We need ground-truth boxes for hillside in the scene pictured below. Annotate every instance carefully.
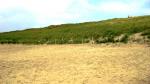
[0,15,150,44]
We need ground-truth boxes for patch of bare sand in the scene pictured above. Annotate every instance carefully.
[0,44,150,84]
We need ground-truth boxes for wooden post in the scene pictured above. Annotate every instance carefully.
[92,37,94,44]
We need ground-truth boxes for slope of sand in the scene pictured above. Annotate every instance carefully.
[0,44,150,84]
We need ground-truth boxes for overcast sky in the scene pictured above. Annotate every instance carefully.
[0,0,150,32]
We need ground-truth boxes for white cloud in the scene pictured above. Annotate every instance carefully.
[0,0,149,32]
[0,0,78,29]
[99,2,137,13]
[93,0,149,15]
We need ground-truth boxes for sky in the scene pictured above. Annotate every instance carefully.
[0,0,150,32]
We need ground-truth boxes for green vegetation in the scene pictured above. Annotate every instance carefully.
[0,15,150,44]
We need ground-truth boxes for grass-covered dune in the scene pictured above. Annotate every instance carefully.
[0,15,150,44]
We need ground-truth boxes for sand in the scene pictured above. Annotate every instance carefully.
[0,44,150,84]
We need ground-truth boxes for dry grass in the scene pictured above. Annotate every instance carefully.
[0,44,150,84]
